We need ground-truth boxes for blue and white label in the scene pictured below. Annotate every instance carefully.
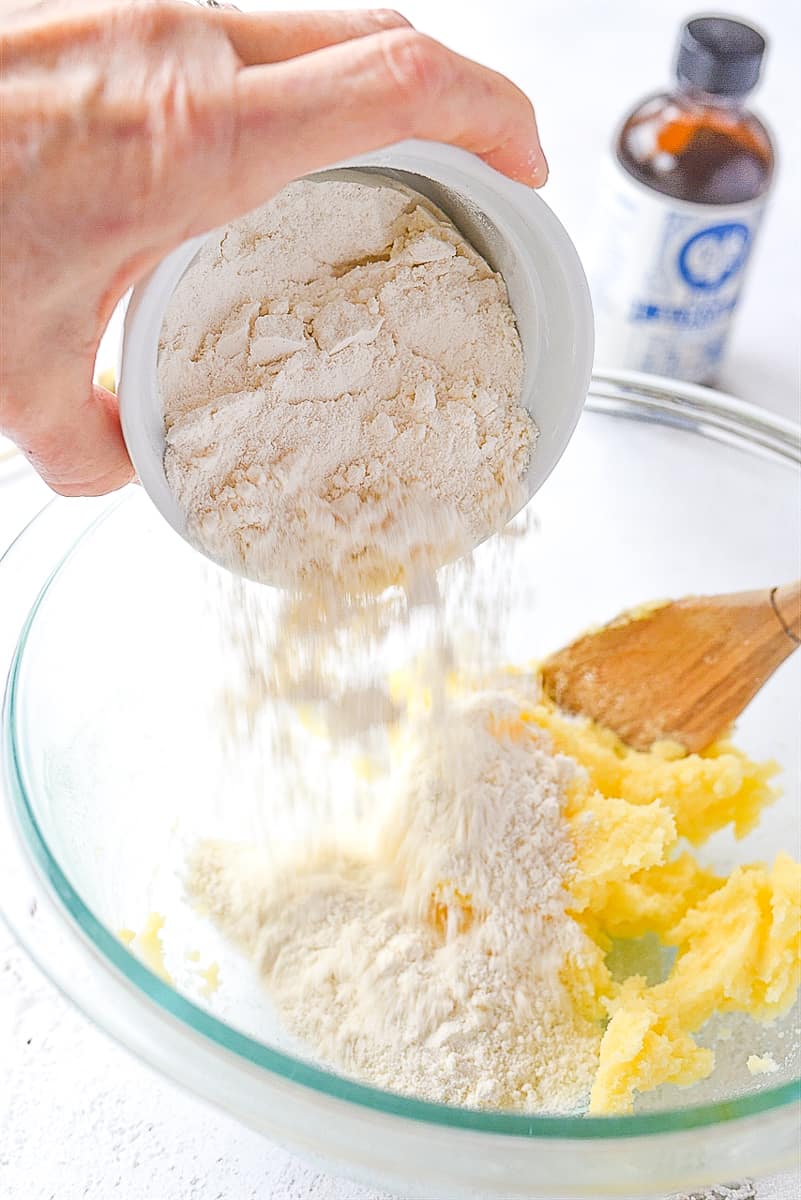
[590,157,766,382]
[677,222,751,290]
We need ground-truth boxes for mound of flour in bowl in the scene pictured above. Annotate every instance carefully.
[188,690,602,1112]
[159,174,533,589]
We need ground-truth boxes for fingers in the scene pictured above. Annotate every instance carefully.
[213,7,411,66]
[232,28,546,212]
[12,384,134,497]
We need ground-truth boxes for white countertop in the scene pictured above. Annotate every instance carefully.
[1,2,799,1197]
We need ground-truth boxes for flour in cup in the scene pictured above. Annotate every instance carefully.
[159,175,533,589]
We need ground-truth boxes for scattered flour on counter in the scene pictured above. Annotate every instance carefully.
[159,174,533,589]
[188,691,602,1111]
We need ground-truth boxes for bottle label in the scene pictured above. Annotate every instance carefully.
[590,156,767,382]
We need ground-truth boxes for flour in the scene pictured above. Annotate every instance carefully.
[159,174,533,589]
[167,173,587,1111]
[188,690,602,1111]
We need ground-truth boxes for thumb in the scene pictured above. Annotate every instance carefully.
[13,380,134,497]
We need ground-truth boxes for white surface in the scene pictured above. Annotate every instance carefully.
[2,1,800,1197]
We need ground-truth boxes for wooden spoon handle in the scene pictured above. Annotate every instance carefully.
[772,581,801,643]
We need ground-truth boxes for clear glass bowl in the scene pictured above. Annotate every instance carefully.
[1,372,799,1199]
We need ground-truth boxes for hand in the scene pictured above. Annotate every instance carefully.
[0,1,546,496]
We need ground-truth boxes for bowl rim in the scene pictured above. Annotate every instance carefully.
[2,372,800,1143]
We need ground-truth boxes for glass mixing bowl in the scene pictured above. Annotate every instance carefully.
[1,372,799,1199]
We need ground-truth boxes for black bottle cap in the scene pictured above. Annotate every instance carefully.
[676,15,766,95]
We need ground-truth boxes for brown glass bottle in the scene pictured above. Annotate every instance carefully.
[618,88,774,206]
[592,16,774,384]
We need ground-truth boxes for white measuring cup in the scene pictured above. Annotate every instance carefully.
[118,140,594,577]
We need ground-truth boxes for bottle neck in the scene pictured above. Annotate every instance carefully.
[674,78,750,110]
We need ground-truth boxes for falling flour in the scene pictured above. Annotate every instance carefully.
[159,173,533,589]
[188,690,603,1111]
[167,172,595,1111]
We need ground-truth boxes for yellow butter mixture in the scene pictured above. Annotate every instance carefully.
[531,693,799,1113]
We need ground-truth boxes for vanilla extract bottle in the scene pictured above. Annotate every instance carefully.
[591,16,774,383]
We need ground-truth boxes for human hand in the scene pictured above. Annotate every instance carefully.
[0,1,546,496]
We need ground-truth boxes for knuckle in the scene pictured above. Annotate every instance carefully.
[141,1,185,36]
[116,1,211,53]
[379,29,447,103]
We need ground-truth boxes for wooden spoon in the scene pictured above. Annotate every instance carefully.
[541,581,801,753]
